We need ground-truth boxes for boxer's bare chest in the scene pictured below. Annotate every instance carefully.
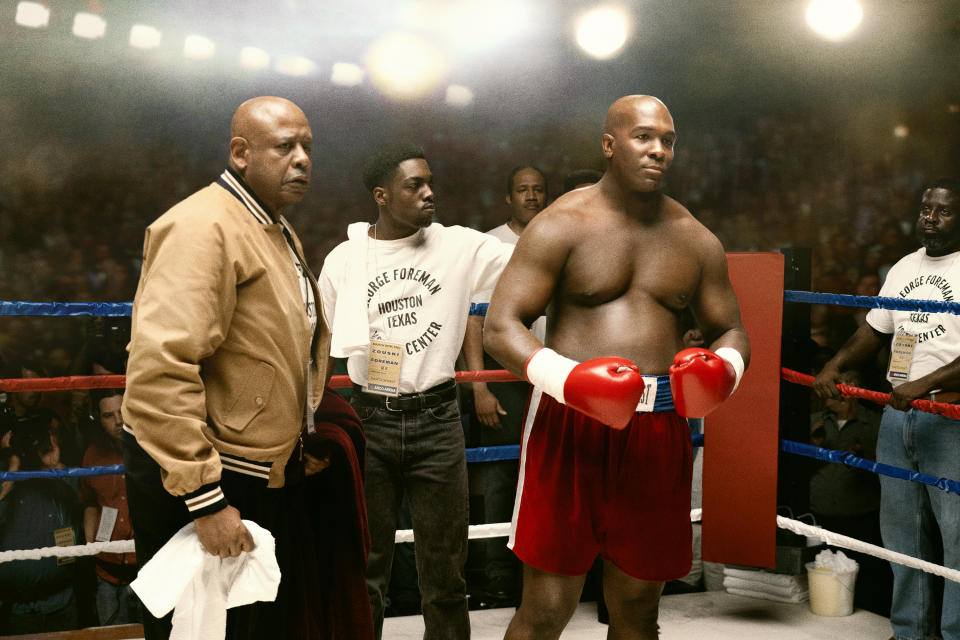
[560,221,701,312]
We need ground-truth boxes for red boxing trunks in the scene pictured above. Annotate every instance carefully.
[508,379,693,582]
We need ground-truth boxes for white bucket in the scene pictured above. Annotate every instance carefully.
[805,561,858,617]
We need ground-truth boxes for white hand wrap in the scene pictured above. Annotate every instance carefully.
[524,347,578,404]
[715,347,745,391]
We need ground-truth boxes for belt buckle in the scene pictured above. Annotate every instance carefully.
[384,395,406,412]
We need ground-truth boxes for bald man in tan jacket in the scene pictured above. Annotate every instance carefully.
[123,97,331,639]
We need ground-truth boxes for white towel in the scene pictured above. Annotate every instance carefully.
[130,520,281,640]
[726,586,809,604]
[722,567,808,604]
[723,567,807,590]
[723,576,807,600]
[329,222,372,358]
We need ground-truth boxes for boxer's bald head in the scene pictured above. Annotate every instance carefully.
[228,96,313,215]
[603,95,672,137]
[601,95,675,193]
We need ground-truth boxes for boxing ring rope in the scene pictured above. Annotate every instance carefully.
[4,293,960,586]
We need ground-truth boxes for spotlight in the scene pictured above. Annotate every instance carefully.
[330,62,364,87]
[73,12,106,39]
[806,0,863,41]
[129,24,162,50]
[445,85,474,108]
[275,56,314,77]
[240,47,270,70]
[15,1,49,28]
[184,35,215,60]
[575,6,629,60]
[366,32,447,100]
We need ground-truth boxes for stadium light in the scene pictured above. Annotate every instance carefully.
[184,34,215,60]
[15,1,49,28]
[806,0,863,41]
[445,85,474,108]
[73,11,106,39]
[275,56,314,77]
[240,47,270,70]
[366,32,448,100]
[575,6,630,60]
[330,62,364,87]
[400,0,533,55]
[129,24,162,49]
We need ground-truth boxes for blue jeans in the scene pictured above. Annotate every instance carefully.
[878,406,960,640]
[96,576,141,626]
[352,395,470,640]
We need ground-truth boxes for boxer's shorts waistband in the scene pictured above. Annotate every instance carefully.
[534,374,673,413]
[636,374,674,413]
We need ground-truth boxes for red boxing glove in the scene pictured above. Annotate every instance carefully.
[525,348,645,429]
[669,347,737,418]
[564,358,645,429]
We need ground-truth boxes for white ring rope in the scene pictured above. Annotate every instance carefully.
[775,514,960,583]
[4,511,958,586]
[0,539,135,562]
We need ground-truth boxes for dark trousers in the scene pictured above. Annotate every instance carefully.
[473,380,526,587]
[351,396,470,640]
[123,431,291,640]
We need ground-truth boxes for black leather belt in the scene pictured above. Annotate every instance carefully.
[352,380,457,412]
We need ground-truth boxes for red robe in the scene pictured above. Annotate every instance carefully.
[284,386,373,640]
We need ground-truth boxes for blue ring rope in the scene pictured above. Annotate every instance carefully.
[0,301,132,317]
[3,438,957,496]
[781,440,960,496]
[1,292,955,317]
[0,464,123,481]
[783,291,960,314]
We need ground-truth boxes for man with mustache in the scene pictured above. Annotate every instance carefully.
[318,142,512,639]
[814,179,960,640]
[484,95,749,639]
[123,96,329,639]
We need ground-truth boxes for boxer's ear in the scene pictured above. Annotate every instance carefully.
[601,133,615,159]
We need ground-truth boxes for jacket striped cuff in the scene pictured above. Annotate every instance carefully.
[184,483,228,518]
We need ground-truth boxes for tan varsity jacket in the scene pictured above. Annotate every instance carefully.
[122,172,330,516]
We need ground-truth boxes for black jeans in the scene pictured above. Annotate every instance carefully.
[352,396,470,640]
[123,431,291,640]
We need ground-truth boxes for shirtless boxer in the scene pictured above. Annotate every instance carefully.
[484,95,750,640]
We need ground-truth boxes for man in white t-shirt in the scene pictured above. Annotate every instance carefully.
[318,142,511,640]
[814,179,960,640]
[486,166,548,244]
[465,166,548,429]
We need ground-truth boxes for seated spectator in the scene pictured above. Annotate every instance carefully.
[0,412,83,634]
[78,390,139,626]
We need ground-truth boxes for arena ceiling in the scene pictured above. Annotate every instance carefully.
[4,1,959,110]
[2,0,959,156]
